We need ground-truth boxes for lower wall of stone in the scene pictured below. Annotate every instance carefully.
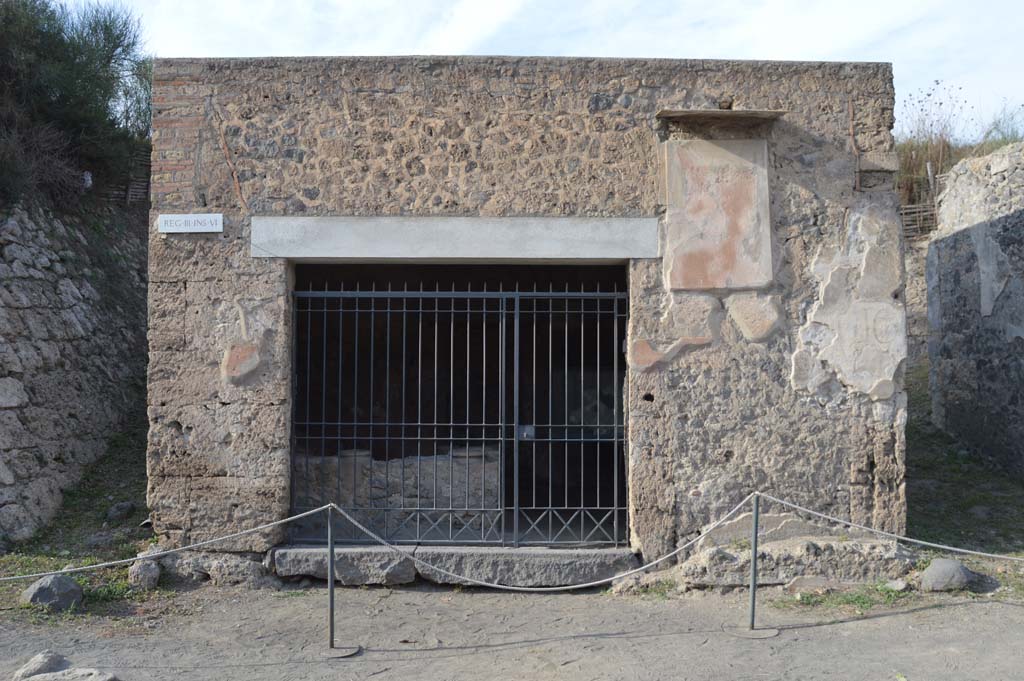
[625,197,908,561]
[928,210,1024,476]
[0,203,147,541]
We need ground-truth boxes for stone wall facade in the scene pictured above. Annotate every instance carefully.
[0,204,147,540]
[147,56,906,560]
[929,143,1024,475]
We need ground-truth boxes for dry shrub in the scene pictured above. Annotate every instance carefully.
[896,81,1024,204]
[0,105,80,205]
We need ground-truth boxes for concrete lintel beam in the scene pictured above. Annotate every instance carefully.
[250,216,660,262]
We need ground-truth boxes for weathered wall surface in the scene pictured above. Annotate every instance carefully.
[147,56,905,558]
[903,238,930,368]
[0,204,147,541]
[929,143,1024,475]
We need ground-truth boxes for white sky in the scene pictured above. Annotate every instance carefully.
[102,0,1023,135]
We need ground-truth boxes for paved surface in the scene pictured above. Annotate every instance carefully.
[2,585,1022,680]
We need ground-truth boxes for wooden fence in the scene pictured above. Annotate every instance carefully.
[95,148,150,206]
[900,203,938,239]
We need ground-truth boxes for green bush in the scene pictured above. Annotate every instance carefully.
[0,0,151,205]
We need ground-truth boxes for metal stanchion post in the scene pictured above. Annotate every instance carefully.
[324,505,362,658]
[749,493,759,630]
[328,508,335,649]
[723,492,778,639]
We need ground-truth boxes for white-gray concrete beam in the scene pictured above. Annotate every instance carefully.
[250,216,659,262]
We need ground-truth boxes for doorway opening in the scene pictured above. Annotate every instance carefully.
[290,264,628,546]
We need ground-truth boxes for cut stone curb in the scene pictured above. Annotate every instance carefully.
[413,547,640,587]
[272,546,416,585]
[271,546,640,587]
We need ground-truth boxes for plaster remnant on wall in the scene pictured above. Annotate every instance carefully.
[792,196,906,401]
[221,343,261,384]
[968,227,1012,317]
[662,139,772,290]
[724,292,781,342]
[628,293,721,371]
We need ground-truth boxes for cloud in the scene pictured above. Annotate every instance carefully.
[413,0,528,54]
[91,0,1022,129]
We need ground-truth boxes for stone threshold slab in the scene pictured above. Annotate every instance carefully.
[270,545,640,587]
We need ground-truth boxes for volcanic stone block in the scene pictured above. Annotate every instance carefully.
[272,546,416,585]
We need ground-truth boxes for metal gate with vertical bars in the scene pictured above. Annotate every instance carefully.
[289,266,627,547]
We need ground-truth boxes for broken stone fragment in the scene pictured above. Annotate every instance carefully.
[12,649,120,681]
[919,558,974,592]
[19,574,83,613]
[724,292,782,342]
[13,650,69,680]
[628,339,670,371]
[128,559,161,590]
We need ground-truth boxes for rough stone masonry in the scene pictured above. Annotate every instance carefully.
[929,142,1024,476]
[0,204,147,541]
[146,57,907,569]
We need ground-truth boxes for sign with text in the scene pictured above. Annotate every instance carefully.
[157,213,223,233]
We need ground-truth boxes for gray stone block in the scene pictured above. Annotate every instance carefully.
[19,575,83,612]
[128,560,160,590]
[413,547,640,587]
[272,546,416,585]
[919,558,974,592]
[13,650,69,680]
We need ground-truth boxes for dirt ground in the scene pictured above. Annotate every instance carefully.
[2,582,1023,681]
[3,364,1023,680]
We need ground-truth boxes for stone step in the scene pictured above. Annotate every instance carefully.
[271,545,640,587]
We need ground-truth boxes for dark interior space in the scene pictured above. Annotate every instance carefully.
[291,264,628,546]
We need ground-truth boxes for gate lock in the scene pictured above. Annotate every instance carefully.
[518,425,536,440]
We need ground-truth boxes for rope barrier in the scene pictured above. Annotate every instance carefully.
[325,494,755,593]
[0,504,333,583]
[757,492,1024,564]
[3,491,1023,588]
